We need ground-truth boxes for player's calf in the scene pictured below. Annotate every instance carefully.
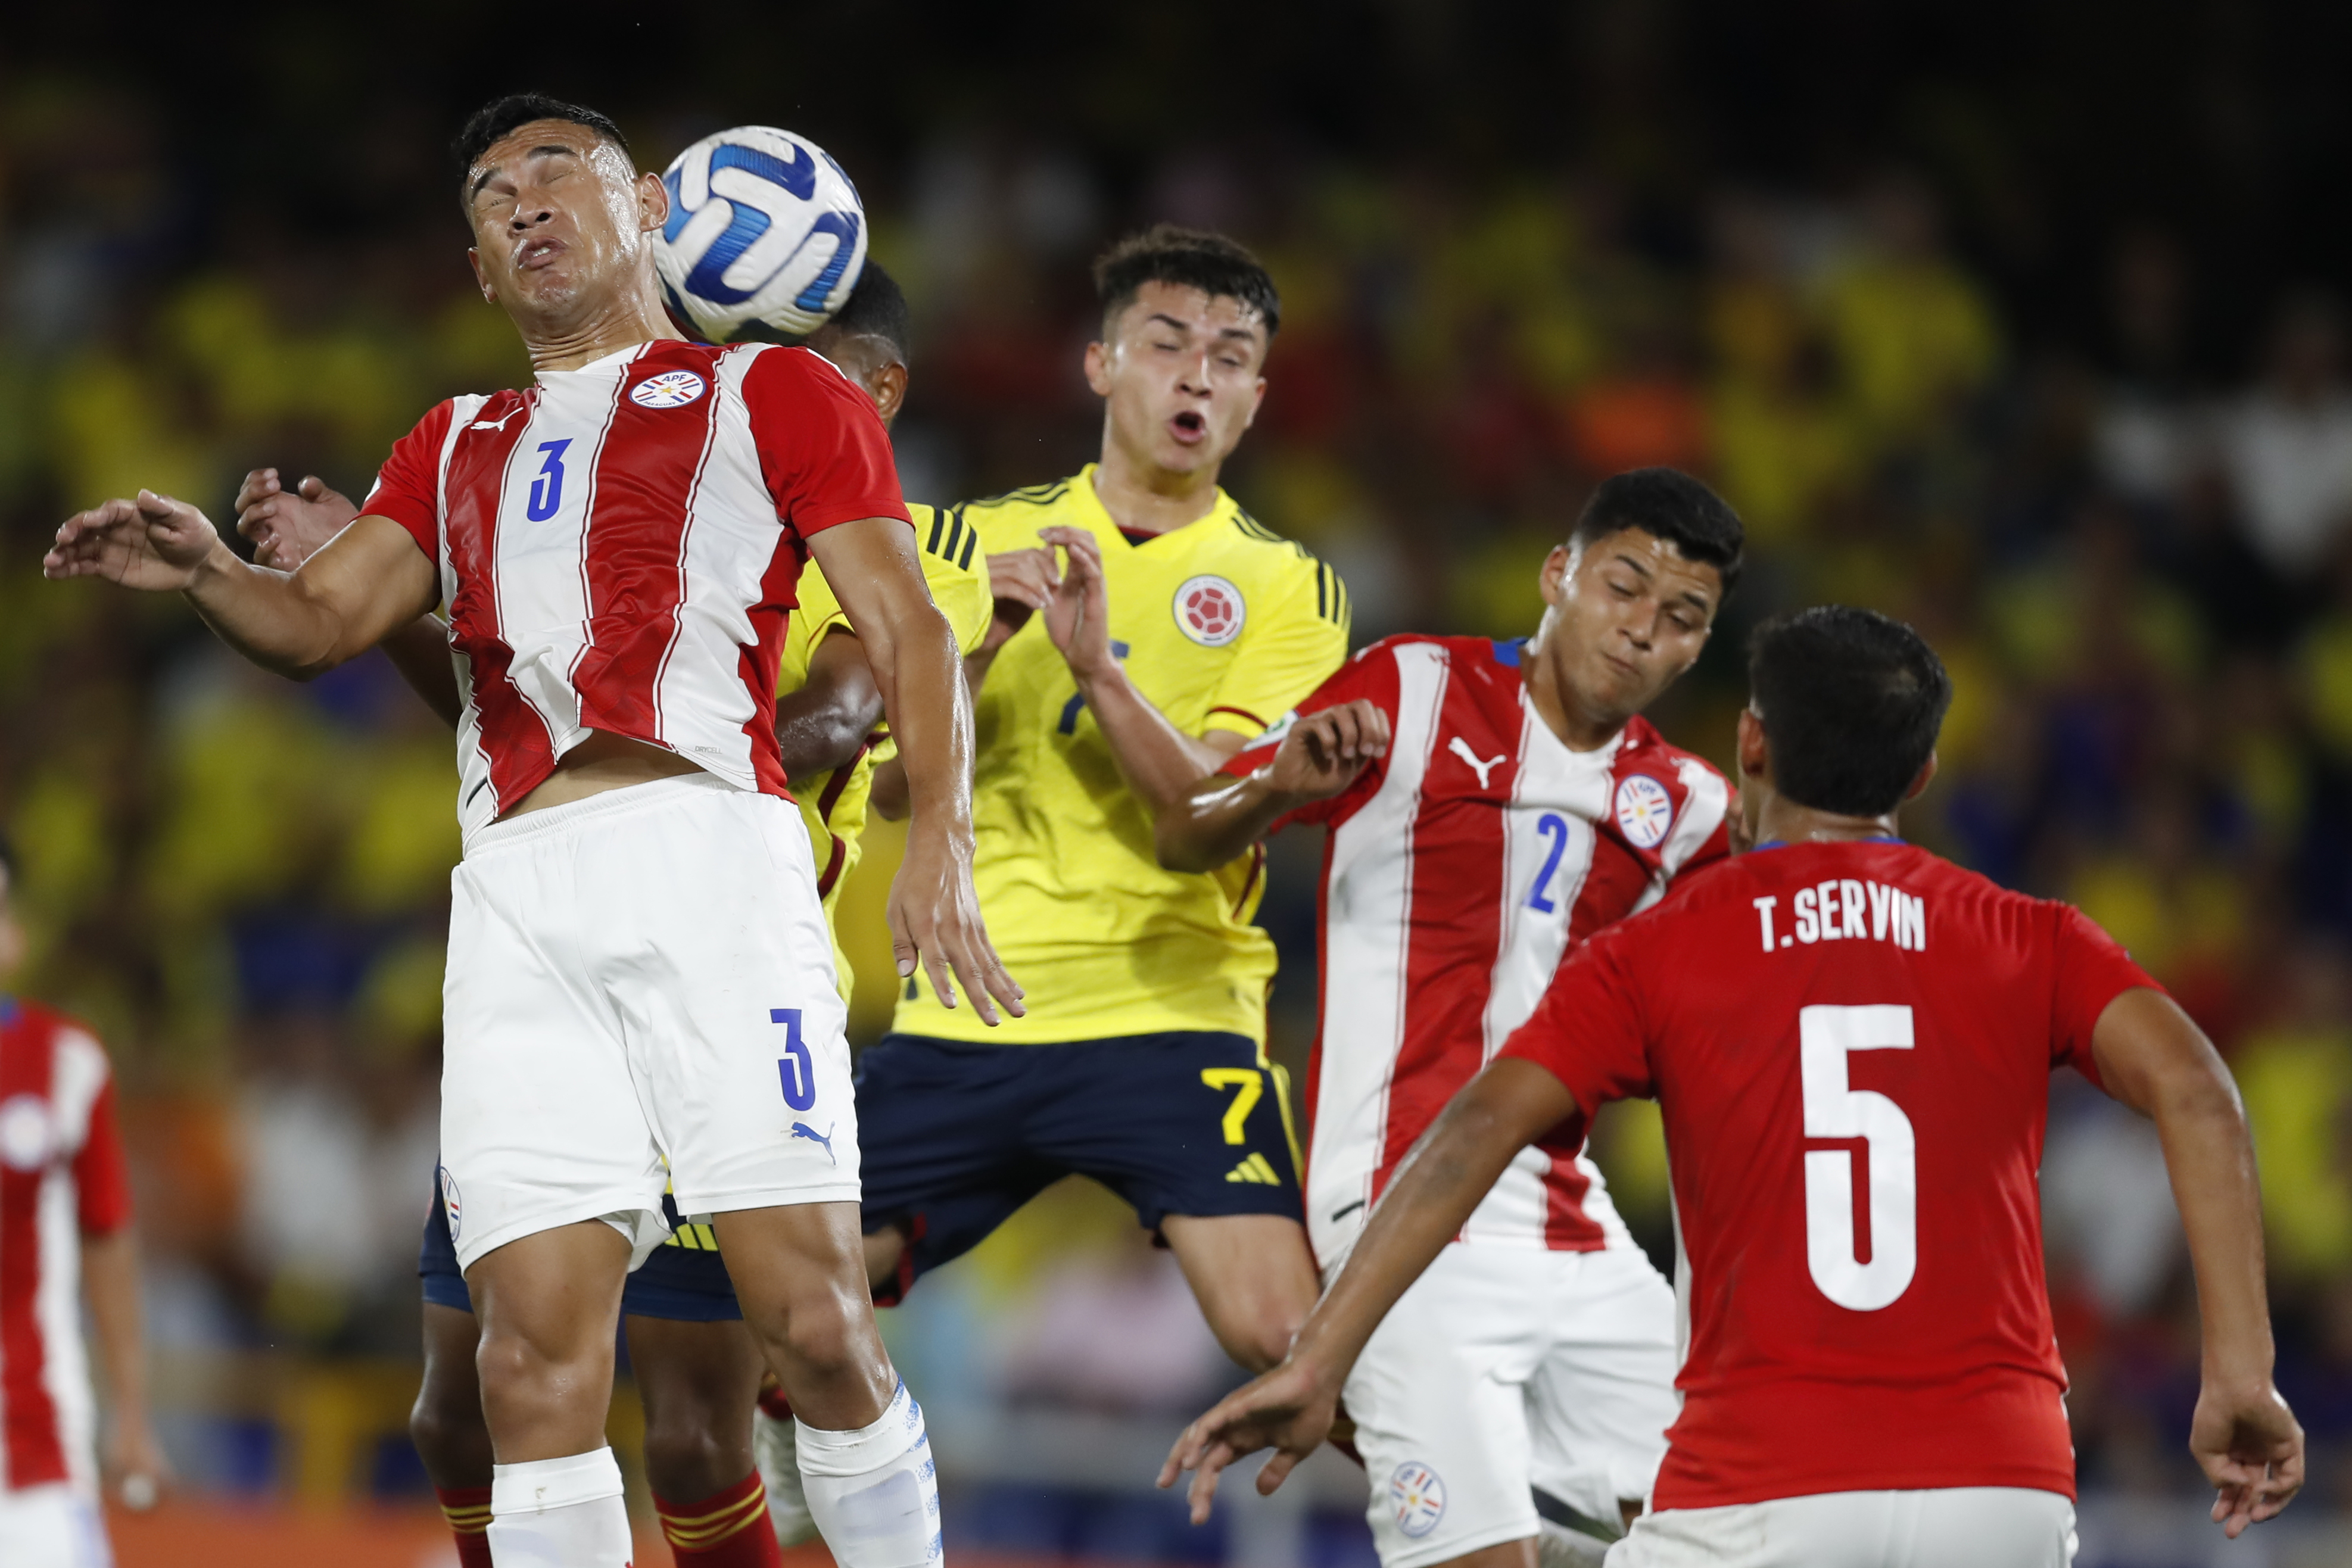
[468,1222,636,1568]
[411,1302,496,1568]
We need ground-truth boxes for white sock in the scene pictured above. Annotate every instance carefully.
[796,1382,941,1567]
[487,1447,633,1567]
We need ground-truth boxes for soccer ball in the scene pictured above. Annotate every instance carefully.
[655,126,867,343]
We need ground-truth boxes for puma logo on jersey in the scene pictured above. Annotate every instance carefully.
[1449,735,1507,788]
[469,406,527,432]
[1225,1151,1283,1185]
[791,1121,837,1165]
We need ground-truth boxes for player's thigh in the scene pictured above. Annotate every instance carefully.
[442,827,668,1271]
[1038,1033,1304,1236]
[595,783,856,1219]
[1605,1489,2076,1568]
[853,1034,1063,1289]
[1345,1248,1549,1568]
[1159,1211,1319,1369]
[1525,1247,1681,1528]
[0,1484,109,1568]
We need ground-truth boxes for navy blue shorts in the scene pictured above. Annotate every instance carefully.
[418,1179,742,1322]
[855,1031,1303,1304]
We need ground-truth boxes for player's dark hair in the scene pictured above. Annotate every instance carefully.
[1748,606,1951,818]
[1093,224,1281,339]
[453,93,632,189]
[815,260,912,364]
[1571,467,1746,600]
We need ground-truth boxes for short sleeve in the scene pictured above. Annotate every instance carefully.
[1202,557,1350,737]
[1499,931,1655,1113]
[73,1078,135,1236]
[923,542,995,658]
[359,400,456,563]
[1219,641,1400,830]
[743,347,909,540]
[2049,903,2163,1089]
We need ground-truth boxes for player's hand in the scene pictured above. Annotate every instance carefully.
[2191,1379,2304,1537]
[235,468,359,571]
[102,1413,173,1510]
[44,491,226,591]
[983,545,1062,651]
[1157,1357,1339,1526]
[889,822,1026,1025]
[1036,526,1116,683]
[1264,701,1390,802]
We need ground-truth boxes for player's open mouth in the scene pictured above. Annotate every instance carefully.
[516,238,565,269]
[1170,410,1207,444]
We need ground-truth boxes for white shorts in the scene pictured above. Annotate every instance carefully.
[0,1484,111,1568]
[1342,1241,1679,1568]
[1605,1488,2077,1567]
[440,772,856,1271]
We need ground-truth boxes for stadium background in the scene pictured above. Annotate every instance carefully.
[5,2,2352,1563]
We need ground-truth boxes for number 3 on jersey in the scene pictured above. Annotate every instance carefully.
[1800,1004,1915,1311]
[772,1008,816,1111]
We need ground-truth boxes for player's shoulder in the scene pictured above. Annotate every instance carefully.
[1616,713,1730,788]
[0,997,108,1062]
[908,500,985,577]
[725,341,867,405]
[960,473,1082,521]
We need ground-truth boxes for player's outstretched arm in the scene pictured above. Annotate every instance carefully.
[1158,1057,1575,1521]
[47,490,437,679]
[2091,987,2305,1536]
[810,516,1023,1024]
[235,469,462,727]
[83,1227,170,1506]
[1033,525,1254,815]
[1155,700,1391,872]
[775,629,886,785]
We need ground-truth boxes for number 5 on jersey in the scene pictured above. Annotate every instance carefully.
[1800,1004,1915,1311]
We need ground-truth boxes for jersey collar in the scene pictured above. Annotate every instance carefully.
[1077,463,1237,548]
[1752,836,1905,852]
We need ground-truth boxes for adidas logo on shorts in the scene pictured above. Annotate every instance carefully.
[1225,1152,1282,1186]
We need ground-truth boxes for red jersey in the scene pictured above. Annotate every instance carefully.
[0,998,133,1493]
[1501,838,2155,1508]
[1223,635,1730,1267]
[362,340,908,837]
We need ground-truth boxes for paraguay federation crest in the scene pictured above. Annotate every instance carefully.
[439,1167,463,1244]
[629,369,708,409]
[1173,575,1246,646]
[1388,1461,1446,1538]
[1614,773,1676,850]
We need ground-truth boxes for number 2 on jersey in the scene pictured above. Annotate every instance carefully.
[1800,1004,1916,1311]
[1525,812,1570,912]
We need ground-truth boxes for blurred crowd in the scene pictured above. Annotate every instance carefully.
[3,76,2351,1535]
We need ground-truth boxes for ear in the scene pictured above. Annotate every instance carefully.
[869,359,909,425]
[638,170,671,235]
[1736,707,1771,785]
[1082,337,1113,397]
[1537,544,1575,609]
[468,248,495,304]
[1903,751,1939,802]
[1239,374,1267,431]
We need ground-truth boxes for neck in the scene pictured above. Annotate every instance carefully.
[1091,431,1223,537]
[1753,796,1902,846]
[521,285,681,375]
[1522,637,1627,755]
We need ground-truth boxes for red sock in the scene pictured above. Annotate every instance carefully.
[434,1485,495,1568]
[656,1470,783,1566]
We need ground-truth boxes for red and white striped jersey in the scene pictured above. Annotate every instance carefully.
[1223,635,1731,1266]
[0,997,133,1495]
[362,339,908,838]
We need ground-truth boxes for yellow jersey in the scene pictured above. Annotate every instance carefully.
[783,501,994,999]
[891,465,1350,1046]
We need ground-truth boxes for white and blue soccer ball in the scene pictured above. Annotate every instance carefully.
[655,126,867,343]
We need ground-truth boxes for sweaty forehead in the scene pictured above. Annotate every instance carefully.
[1585,527,1722,598]
[1117,280,1267,339]
[470,119,625,191]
